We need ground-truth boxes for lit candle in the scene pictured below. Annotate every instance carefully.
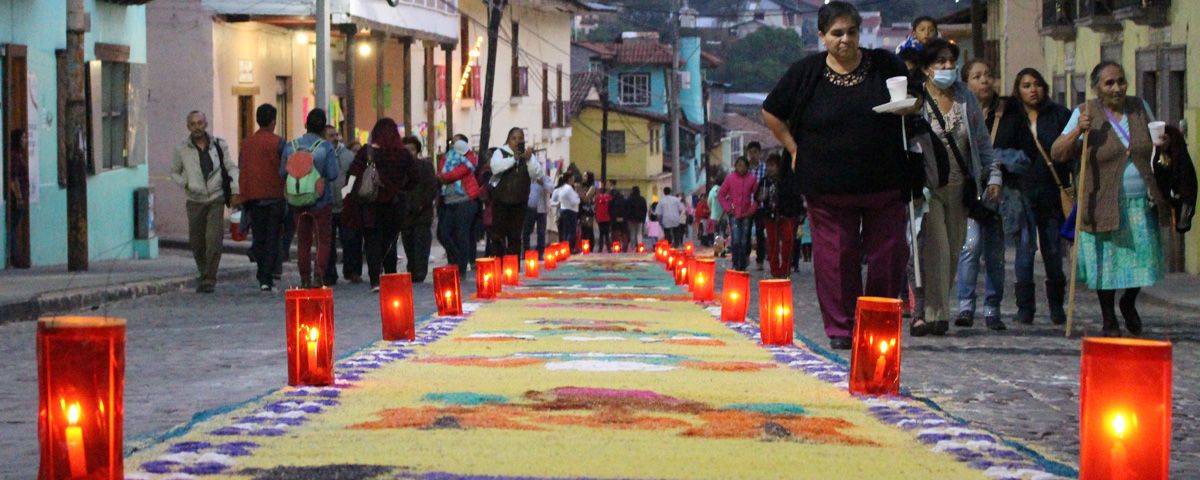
[505,268,514,282]
[65,402,86,477]
[873,340,889,385]
[483,274,491,291]
[1111,412,1130,480]
[306,327,320,373]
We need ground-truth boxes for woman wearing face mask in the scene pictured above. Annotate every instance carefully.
[438,134,480,276]
[1051,62,1170,337]
[761,1,919,350]
[913,38,1001,337]
[953,59,1011,331]
[989,68,1074,327]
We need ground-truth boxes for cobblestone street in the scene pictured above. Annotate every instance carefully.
[0,252,1196,478]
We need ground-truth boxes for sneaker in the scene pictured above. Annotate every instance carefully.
[954,311,974,328]
[260,284,274,292]
[985,316,1006,331]
[371,285,381,293]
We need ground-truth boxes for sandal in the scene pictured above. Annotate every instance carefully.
[910,317,930,337]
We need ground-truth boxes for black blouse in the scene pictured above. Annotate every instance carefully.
[762,48,911,195]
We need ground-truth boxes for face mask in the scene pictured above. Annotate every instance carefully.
[932,68,957,89]
[453,140,469,155]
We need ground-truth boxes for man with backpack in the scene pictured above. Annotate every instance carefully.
[488,127,542,255]
[280,109,338,289]
[170,111,239,293]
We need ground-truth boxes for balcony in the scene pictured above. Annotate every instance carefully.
[1075,0,1121,31]
[1041,0,1076,40]
[1113,0,1170,26]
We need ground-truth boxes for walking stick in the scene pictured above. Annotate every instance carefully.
[1065,104,1090,337]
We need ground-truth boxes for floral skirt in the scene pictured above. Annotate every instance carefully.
[1077,196,1163,290]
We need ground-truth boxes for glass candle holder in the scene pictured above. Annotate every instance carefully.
[849,297,903,396]
[433,265,462,316]
[37,317,125,479]
[1080,338,1172,480]
[721,270,750,322]
[285,288,336,386]
[758,279,793,345]
[379,273,415,341]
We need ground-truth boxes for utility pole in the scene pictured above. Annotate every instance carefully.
[339,24,357,141]
[66,0,88,271]
[970,0,984,61]
[315,0,332,111]
[478,0,507,157]
[600,66,609,186]
[669,0,682,194]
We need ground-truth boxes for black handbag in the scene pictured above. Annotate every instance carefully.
[923,92,997,221]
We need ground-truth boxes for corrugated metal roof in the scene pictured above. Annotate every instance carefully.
[203,0,314,16]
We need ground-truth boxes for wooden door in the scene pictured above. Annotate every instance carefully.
[238,95,255,143]
[4,44,30,268]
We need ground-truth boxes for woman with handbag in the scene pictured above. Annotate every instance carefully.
[992,68,1074,326]
[914,39,1001,337]
[761,1,921,350]
[342,118,415,290]
[1051,61,1170,337]
[953,59,1010,331]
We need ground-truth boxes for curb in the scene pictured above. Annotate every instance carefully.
[0,266,256,326]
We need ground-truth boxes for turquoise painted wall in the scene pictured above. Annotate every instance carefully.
[607,65,669,115]
[0,0,154,267]
[679,37,703,124]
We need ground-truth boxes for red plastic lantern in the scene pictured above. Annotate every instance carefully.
[721,270,750,322]
[475,257,500,299]
[37,317,125,479]
[502,255,520,286]
[686,257,698,290]
[692,258,715,302]
[545,251,558,270]
[638,243,646,254]
[685,241,694,255]
[379,273,415,341]
[1080,338,1172,480]
[285,288,335,386]
[758,279,793,345]
[581,240,591,254]
[612,242,622,253]
[433,265,463,316]
[666,250,677,272]
[849,297,903,396]
[524,250,539,278]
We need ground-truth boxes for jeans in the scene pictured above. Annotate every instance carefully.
[956,217,1005,318]
[559,210,579,251]
[1014,207,1066,312]
[597,221,611,251]
[339,221,364,280]
[754,212,767,265]
[492,202,527,256]
[439,200,478,274]
[294,204,333,285]
[246,199,285,287]
[764,217,796,277]
[522,208,547,258]
[186,198,226,289]
[627,221,643,250]
[731,217,753,271]
[400,223,433,282]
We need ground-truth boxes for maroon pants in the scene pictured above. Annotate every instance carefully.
[294,204,333,285]
[764,217,796,278]
[807,190,908,339]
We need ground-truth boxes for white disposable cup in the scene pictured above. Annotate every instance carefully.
[1148,121,1167,146]
[886,76,908,102]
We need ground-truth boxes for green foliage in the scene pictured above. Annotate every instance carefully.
[714,27,805,92]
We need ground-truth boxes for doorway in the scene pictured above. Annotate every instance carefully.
[4,44,30,269]
[237,95,255,142]
[276,76,291,139]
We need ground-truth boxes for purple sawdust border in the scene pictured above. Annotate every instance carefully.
[125,306,476,479]
[705,306,1078,480]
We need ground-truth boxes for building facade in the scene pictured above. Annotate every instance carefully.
[2,0,156,268]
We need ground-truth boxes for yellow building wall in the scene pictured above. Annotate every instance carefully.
[569,106,668,199]
[1042,1,1200,273]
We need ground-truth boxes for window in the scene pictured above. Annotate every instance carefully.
[1071,73,1087,106]
[648,126,659,154]
[1052,73,1067,105]
[88,61,131,170]
[606,130,626,154]
[618,73,649,106]
[512,66,529,97]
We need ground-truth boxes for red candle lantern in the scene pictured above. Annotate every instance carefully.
[379,273,415,341]
[685,241,694,256]
[637,243,646,254]
[686,257,698,290]
[502,255,520,286]
[545,251,558,270]
[758,279,793,345]
[560,242,570,260]
[581,239,591,254]
[612,242,622,253]
[37,317,125,479]
[849,297,903,396]
[433,265,463,316]
[524,250,539,278]
[692,258,716,302]
[285,288,335,386]
[1080,338,1172,480]
[666,250,677,272]
[721,270,750,322]
[475,257,500,299]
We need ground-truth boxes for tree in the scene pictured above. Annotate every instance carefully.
[714,27,805,92]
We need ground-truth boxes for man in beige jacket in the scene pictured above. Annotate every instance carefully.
[170,111,239,293]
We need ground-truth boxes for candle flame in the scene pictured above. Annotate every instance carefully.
[878,340,889,354]
[67,403,81,425]
[393,300,401,308]
[1111,413,1128,438]
[505,268,513,276]
[776,306,789,317]
[730,292,739,300]
[697,275,705,285]
[307,327,319,342]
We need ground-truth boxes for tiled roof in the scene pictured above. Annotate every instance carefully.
[717,112,781,151]
[570,71,603,119]
[574,41,723,68]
